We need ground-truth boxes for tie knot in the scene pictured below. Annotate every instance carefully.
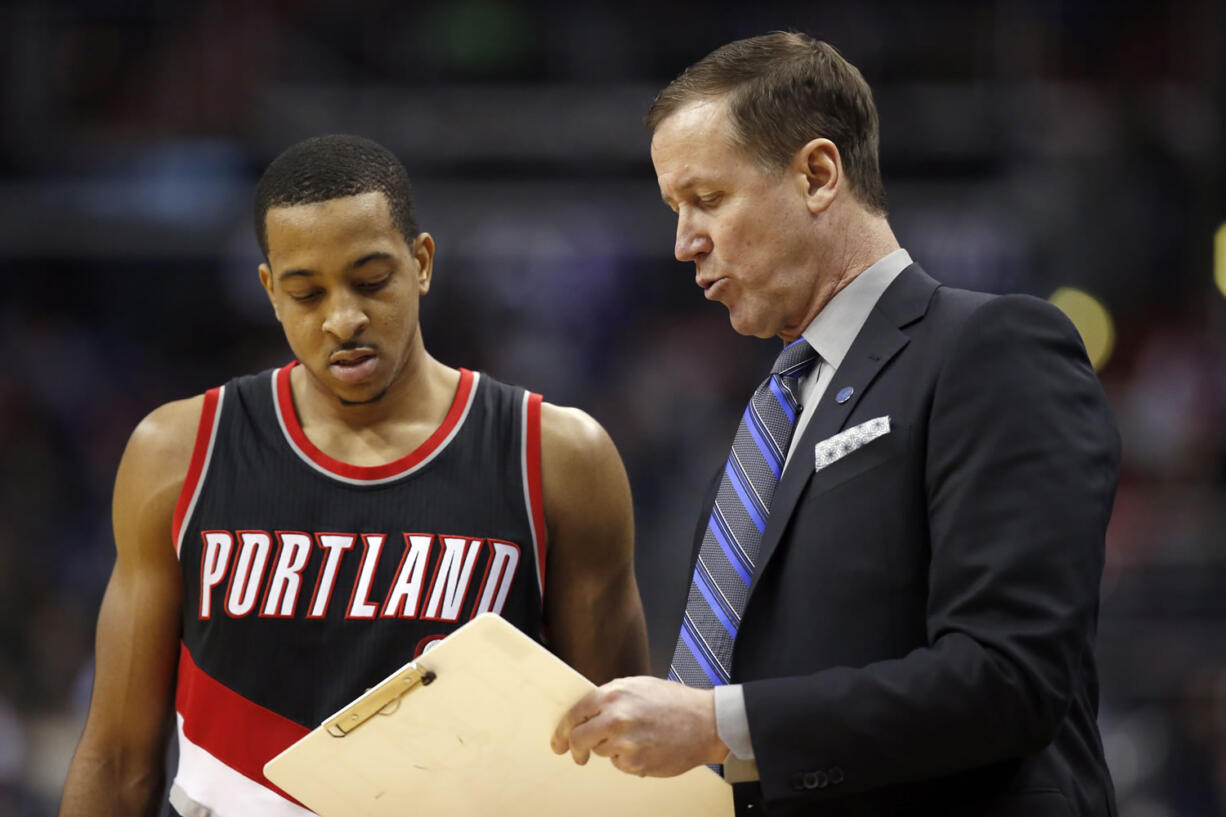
[771,339,818,378]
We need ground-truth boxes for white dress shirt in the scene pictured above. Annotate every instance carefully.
[713,248,913,765]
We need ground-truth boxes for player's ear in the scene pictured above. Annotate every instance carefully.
[413,232,436,295]
[259,263,282,322]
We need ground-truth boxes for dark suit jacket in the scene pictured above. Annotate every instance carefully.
[695,264,1121,816]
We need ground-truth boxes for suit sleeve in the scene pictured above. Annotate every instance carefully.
[742,295,1121,803]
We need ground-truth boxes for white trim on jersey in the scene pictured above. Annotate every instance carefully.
[177,386,226,556]
[170,714,315,817]
[270,370,481,487]
[520,391,544,599]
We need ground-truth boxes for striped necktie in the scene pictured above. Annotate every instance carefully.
[669,338,819,689]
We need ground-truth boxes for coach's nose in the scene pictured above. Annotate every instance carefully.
[674,211,712,263]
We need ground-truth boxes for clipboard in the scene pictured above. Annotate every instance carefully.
[264,613,733,816]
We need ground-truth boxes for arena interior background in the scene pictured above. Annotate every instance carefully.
[1,1,1224,815]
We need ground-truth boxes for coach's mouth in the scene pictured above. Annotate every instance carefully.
[699,277,728,300]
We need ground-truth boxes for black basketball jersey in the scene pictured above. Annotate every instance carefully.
[168,362,547,817]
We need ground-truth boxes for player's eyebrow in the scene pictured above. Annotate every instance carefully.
[351,251,394,269]
[277,252,394,281]
[278,268,317,281]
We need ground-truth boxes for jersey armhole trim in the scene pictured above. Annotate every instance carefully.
[521,391,547,602]
[173,386,225,558]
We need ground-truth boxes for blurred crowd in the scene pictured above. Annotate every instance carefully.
[1,1,1223,815]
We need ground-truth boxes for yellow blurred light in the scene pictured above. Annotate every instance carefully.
[1215,222,1226,299]
[1049,287,1115,371]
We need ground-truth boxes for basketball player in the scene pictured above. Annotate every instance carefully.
[59,134,650,817]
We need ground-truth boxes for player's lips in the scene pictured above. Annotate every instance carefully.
[328,349,379,383]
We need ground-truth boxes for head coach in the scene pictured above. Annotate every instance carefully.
[553,31,1121,817]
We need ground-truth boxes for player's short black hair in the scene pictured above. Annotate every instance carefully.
[253,134,420,257]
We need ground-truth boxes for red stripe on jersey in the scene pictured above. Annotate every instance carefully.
[175,643,308,805]
[173,387,222,555]
[275,362,475,481]
[525,392,547,596]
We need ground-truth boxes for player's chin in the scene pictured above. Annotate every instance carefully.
[335,383,391,406]
[327,372,390,405]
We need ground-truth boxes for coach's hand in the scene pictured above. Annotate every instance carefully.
[550,676,728,777]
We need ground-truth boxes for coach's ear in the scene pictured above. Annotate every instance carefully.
[796,137,842,216]
[259,263,282,322]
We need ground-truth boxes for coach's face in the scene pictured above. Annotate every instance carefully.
[652,98,832,342]
[259,191,433,406]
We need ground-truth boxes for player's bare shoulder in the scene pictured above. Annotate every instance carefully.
[538,403,621,473]
[112,394,210,556]
[122,395,206,491]
[537,402,633,547]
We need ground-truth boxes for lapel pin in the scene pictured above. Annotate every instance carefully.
[836,386,854,404]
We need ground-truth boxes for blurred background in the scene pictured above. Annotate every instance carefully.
[1,0,1224,814]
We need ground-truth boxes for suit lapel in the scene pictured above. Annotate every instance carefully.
[747,263,939,598]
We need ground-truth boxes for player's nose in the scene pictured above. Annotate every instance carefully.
[321,292,370,340]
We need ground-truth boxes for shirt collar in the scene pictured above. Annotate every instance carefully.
[801,248,912,370]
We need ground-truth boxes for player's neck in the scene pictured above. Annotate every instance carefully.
[289,341,462,466]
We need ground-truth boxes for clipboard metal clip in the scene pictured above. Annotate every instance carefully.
[325,664,436,738]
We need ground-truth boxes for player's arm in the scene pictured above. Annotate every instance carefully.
[544,407,725,777]
[59,396,202,817]
[538,403,650,685]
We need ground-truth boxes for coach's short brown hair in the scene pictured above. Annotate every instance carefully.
[647,32,888,215]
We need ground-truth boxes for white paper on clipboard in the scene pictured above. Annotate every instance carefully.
[264,613,733,816]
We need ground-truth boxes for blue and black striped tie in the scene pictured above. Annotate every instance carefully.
[669,338,818,689]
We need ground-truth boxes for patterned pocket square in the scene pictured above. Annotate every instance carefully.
[814,416,891,472]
